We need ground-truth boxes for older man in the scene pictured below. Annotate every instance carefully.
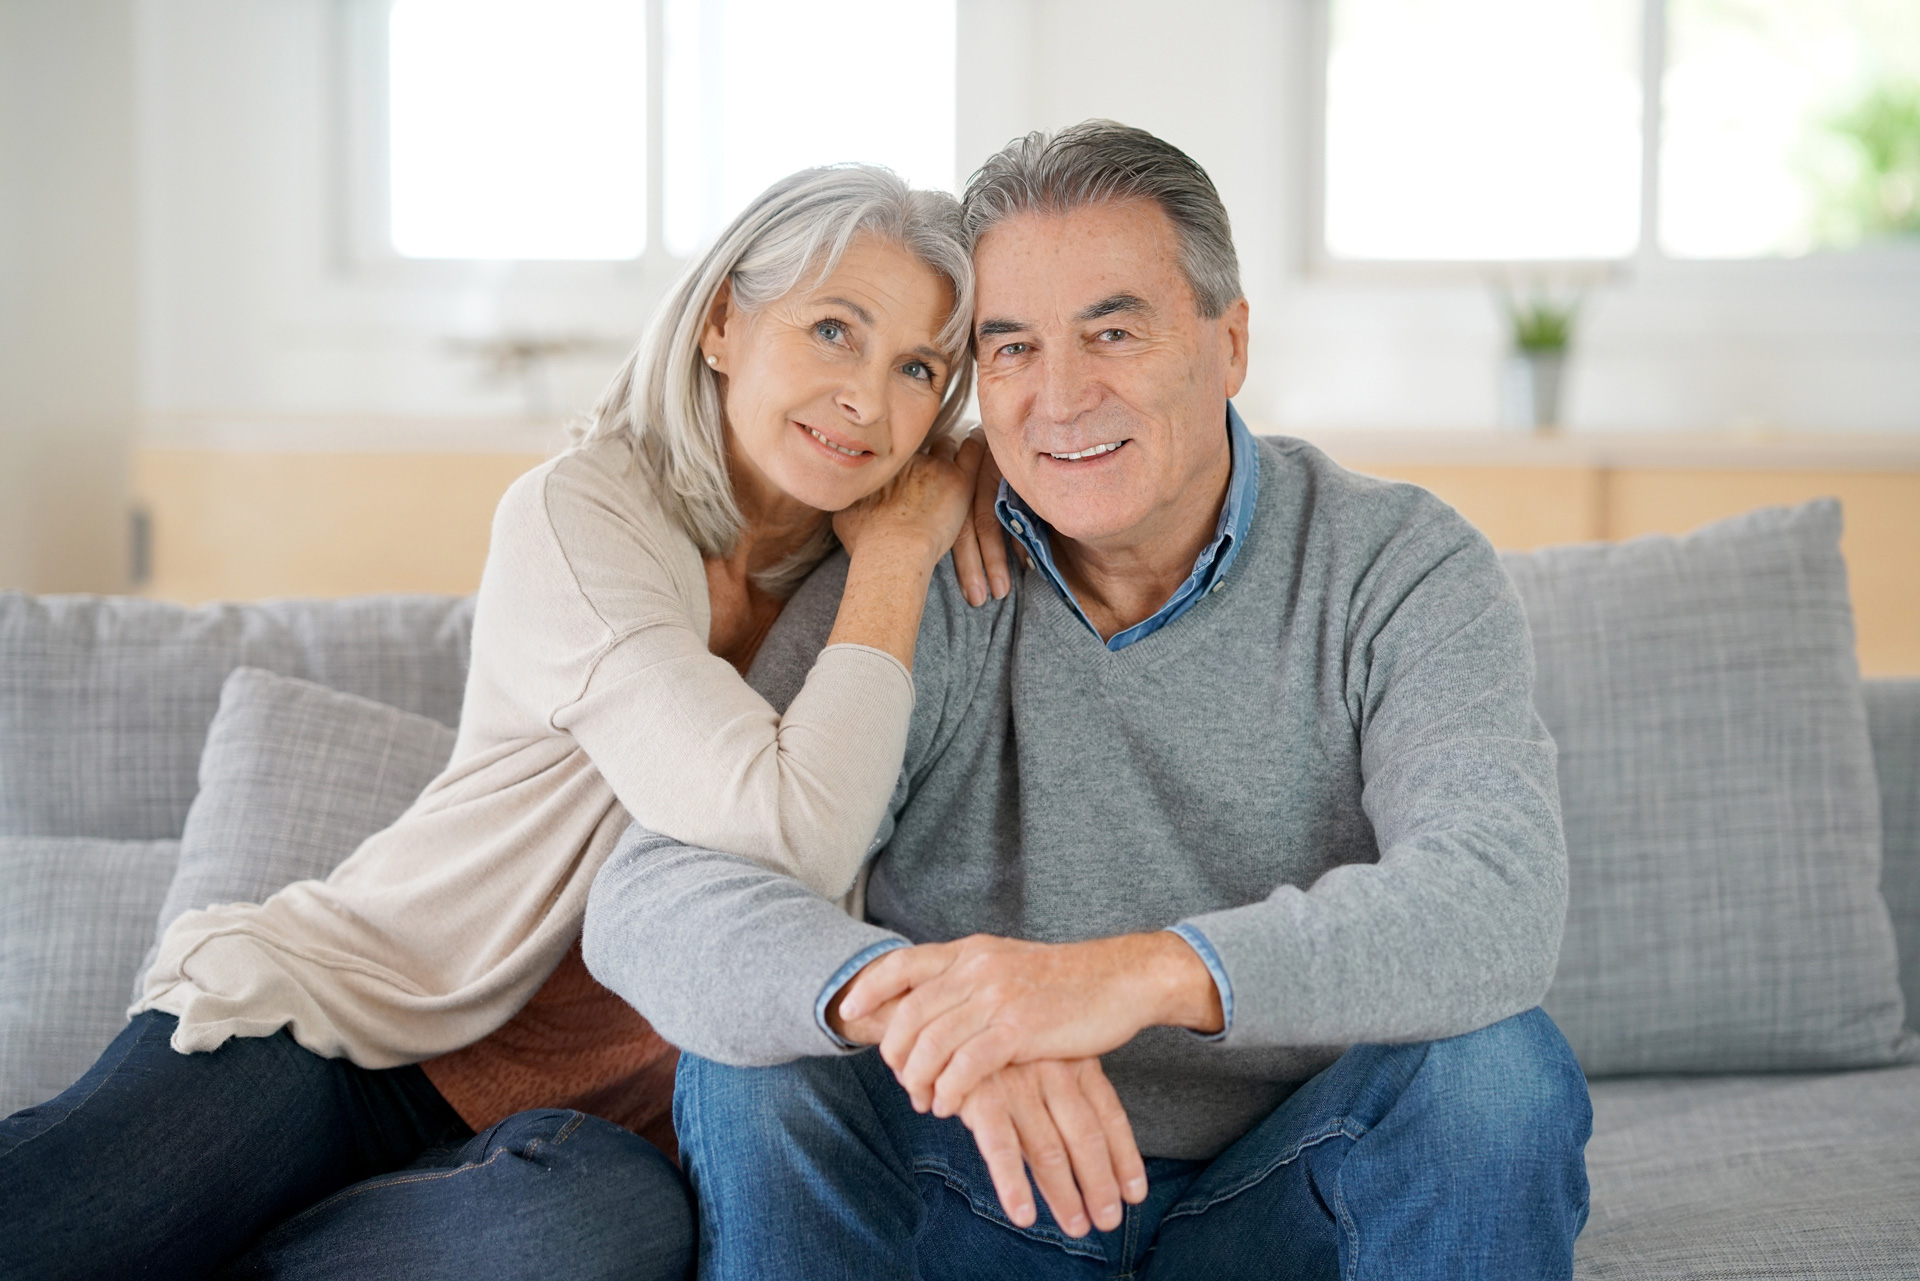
[586,122,1590,1279]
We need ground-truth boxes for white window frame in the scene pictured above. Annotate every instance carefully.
[1303,0,1746,280]
[328,0,683,288]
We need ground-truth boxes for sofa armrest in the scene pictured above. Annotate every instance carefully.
[1866,679,1920,1030]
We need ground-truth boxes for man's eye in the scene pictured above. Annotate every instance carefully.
[902,360,933,382]
[999,342,1029,357]
[1097,328,1129,342]
[815,320,847,344]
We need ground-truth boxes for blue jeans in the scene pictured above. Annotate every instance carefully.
[676,1007,1591,1280]
[0,1011,694,1281]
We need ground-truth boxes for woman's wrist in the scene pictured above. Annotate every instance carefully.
[844,527,949,578]
[828,546,938,668]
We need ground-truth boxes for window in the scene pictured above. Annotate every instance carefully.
[1317,0,1920,263]
[381,0,956,263]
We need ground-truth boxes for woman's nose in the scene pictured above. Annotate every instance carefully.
[835,359,889,425]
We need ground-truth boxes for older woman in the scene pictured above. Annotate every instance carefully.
[0,166,983,1281]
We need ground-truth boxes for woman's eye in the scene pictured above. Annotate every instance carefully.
[902,360,933,382]
[814,320,847,344]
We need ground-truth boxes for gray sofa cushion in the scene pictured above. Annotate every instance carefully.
[0,837,179,1117]
[1578,1065,1920,1279]
[1504,500,1913,1075]
[1865,680,1920,1027]
[0,592,472,842]
[138,668,457,993]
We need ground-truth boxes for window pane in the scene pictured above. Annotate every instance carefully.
[1661,0,1920,258]
[389,0,646,260]
[1324,0,1643,260]
[662,0,956,257]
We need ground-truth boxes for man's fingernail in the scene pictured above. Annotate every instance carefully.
[1127,1178,1147,1199]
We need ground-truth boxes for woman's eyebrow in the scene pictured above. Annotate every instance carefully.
[910,344,947,368]
[817,296,875,325]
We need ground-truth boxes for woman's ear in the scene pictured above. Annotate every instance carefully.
[700,280,736,372]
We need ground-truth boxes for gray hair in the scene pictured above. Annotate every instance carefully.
[576,165,975,584]
[961,120,1241,318]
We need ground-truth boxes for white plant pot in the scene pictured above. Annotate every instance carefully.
[1500,351,1566,432]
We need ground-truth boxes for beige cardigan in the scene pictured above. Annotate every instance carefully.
[137,434,914,1067]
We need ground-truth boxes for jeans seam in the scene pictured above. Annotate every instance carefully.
[266,1110,591,1233]
[0,1016,153,1160]
[1158,1117,1364,1225]
[272,1146,514,1230]
[911,1157,1106,1262]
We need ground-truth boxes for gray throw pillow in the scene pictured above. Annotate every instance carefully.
[1504,499,1915,1075]
[136,668,456,994]
[0,837,179,1116]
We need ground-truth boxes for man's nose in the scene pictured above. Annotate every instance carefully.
[1030,345,1102,427]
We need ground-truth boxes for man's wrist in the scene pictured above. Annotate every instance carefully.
[1107,931,1225,1036]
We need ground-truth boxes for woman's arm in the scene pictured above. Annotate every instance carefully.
[526,439,975,903]
[825,433,981,668]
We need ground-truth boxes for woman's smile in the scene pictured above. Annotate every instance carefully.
[795,420,877,465]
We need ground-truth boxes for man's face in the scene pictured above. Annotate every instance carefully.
[971,200,1248,548]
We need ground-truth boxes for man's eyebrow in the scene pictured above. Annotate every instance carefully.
[975,318,1028,338]
[818,296,875,326]
[1076,293,1152,322]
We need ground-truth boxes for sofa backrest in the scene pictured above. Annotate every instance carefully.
[2,590,1917,1025]
[1866,680,1920,1027]
[0,592,473,841]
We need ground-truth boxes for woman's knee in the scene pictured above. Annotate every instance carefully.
[483,1111,693,1280]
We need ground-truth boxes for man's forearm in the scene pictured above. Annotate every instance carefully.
[582,822,905,1066]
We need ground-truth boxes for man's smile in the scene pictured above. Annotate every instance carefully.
[1044,439,1131,462]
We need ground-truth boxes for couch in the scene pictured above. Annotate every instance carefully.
[2,497,1917,1278]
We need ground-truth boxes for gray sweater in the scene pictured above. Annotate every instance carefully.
[583,436,1568,1160]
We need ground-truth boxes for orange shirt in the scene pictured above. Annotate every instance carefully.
[421,940,679,1161]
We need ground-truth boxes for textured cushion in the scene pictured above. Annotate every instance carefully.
[0,837,179,1116]
[139,668,457,992]
[1865,680,1920,1027]
[0,592,472,841]
[1504,500,1913,1074]
[1578,1065,1920,1278]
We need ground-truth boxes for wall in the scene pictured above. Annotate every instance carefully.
[5,0,1916,598]
[131,0,1920,451]
[957,0,1920,435]
[0,0,139,593]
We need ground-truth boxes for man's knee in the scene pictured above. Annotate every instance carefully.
[674,1052,873,1161]
[1415,1008,1592,1164]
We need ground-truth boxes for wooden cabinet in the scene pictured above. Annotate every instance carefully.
[134,431,1920,677]
[1300,431,1920,678]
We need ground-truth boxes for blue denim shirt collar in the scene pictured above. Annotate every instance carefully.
[993,403,1259,652]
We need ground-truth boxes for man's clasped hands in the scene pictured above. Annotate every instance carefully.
[826,930,1225,1239]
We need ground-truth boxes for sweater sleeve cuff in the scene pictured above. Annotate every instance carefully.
[815,938,914,1049]
[1165,923,1234,1041]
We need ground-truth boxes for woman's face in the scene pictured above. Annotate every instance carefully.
[702,235,955,514]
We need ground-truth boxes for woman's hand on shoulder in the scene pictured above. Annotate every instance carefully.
[832,432,983,577]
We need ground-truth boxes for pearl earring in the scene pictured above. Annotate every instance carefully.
[705,354,718,368]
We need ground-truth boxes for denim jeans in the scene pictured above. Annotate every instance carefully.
[0,1010,693,1281]
[676,1007,1592,1280]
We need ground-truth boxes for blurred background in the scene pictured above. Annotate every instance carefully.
[2,0,1916,670]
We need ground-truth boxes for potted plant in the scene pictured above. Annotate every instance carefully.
[1498,291,1579,432]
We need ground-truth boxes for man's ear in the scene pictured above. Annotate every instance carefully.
[700,279,737,370]
[1221,297,1251,400]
